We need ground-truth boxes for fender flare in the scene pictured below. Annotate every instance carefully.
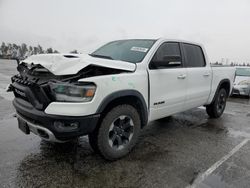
[96,90,148,127]
[211,79,231,104]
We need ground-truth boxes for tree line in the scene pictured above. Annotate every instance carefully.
[212,61,250,67]
[0,42,79,60]
[1,42,249,66]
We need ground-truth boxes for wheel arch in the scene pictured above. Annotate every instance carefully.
[96,90,148,128]
[211,79,231,104]
[218,79,231,96]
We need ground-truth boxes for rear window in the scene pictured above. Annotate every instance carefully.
[236,68,250,77]
[183,43,206,67]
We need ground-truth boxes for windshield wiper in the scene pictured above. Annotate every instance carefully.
[89,54,113,60]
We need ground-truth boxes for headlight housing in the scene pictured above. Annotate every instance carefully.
[49,82,96,102]
[238,80,250,86]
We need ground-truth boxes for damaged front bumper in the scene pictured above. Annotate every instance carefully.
[13,98,100,142]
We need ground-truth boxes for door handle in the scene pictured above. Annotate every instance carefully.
[203,73,210,77]
[177,74,186,79]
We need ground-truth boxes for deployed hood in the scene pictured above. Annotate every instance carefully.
[21,53,136,75]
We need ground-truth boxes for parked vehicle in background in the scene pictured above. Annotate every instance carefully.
[232,67,250,97]
[8,38,236,160]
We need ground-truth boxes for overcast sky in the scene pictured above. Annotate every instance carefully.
[0,0,250,63]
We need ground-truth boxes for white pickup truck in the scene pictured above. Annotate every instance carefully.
[9,38,235,160]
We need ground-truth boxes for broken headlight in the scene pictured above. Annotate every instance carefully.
[49,82,96,102]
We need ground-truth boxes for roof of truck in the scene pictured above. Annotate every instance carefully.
[156,38,203,46]
[108,38,203,46]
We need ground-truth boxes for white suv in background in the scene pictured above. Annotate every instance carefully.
[233,67,250,97]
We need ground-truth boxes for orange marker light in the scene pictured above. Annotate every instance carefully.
[85,89,95,97]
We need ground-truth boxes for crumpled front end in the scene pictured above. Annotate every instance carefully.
[9,53,135,141]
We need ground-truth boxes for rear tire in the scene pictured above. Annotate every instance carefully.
[206,88,227,118]
[88,104,141,160]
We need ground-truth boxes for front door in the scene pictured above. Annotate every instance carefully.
[148,42,187,121]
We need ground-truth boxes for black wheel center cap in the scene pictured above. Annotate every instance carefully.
[116,128,123,135]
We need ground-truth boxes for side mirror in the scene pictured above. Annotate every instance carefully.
[163,55,181,63]
[153,55,181,67]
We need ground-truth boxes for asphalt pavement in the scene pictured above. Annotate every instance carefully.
[0,59,250,188]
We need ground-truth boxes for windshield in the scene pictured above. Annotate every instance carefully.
[91,39,156,63]
[236,68,250,77]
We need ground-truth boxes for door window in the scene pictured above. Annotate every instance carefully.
[182,43,206,67]
[150,42,182,69]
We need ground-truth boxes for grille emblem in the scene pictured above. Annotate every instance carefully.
[15,89,26,97]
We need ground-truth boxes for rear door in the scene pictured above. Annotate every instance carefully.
[148,42,187,121]
[181,43,212,109]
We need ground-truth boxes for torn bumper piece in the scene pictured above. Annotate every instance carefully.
[13,98,100,142]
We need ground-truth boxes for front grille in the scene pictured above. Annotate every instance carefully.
[11,75,51,110]
[14,89,29,102]
[11,75,36,87]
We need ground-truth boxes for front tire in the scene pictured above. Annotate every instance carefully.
[206,88,227,118]
[88,105,141,160]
